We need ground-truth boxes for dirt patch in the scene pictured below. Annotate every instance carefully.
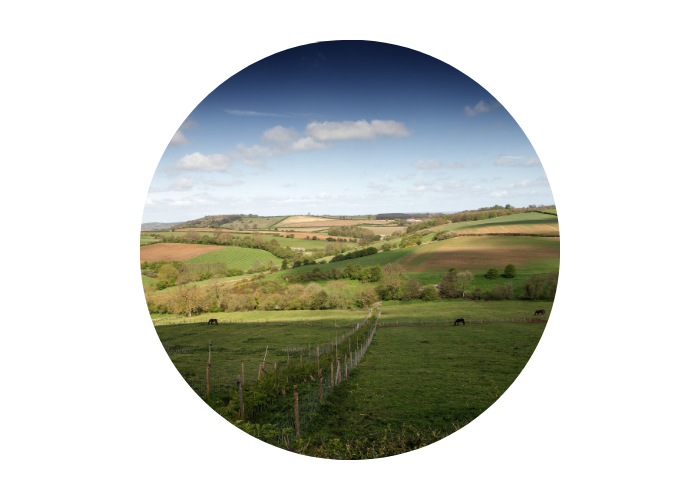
[276,216,334,226]
[401,237,559,271]
[140,243,224,262]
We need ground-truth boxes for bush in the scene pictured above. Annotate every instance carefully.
[486,268,499,279]
[504,264,517,278]
[421,285,438,301]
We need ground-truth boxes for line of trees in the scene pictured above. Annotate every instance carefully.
[327,225,382,244]
[287,263,383,284]
[329,246,378,262]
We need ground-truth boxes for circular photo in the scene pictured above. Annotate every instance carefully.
[141,40,558,459]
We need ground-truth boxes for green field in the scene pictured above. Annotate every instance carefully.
[441,212,559,234]
[155,310,546,445]
[222,216,288,229]
[140,234,159,246]
[186,247,283,270]
[264,246,419,283]
[305,321,545,440]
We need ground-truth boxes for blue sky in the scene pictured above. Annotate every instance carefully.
[144,41,553,222]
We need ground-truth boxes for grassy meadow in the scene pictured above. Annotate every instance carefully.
[143,209,558,457]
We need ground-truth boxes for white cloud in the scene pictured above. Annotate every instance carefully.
[415,160,442,170]
[413,180,434,187]
[464,100,500,117]
[397,174,411,180]
[149,177,196,193]
[523,157,542,167]
[169,119,198,146]
[473,162,480,167]
[305,119,411,141]
[169,129,189,146]
[170,152,230,172]
[448,162,464,169]
[262,125,298,144]
[235,144,275,167]
[291,136,330,151]
[282,183,296,188]
[500,175,549,190]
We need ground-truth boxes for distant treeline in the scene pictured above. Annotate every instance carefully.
[330,246,379,262]
[376,213,425,220]
[327,225,382,244]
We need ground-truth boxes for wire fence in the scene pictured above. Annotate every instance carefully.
[260,310,382,439]
[182,310,382,442]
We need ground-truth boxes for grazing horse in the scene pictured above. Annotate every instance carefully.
[454,318,466,326]
[207,318,218,325]
[534,309,545,316]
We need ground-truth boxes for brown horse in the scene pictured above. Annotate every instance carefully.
[454,318,465,326]
[208,318,218,325]
[534,309,545,316]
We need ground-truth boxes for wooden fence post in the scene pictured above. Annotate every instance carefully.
[319,376,323,402]
[345,353,348,379]
[330,362,334,388]
[241,361,245,387]
[293,385,300,439]
[206,340,212,398]
[317,346,320,372]
[258,362,262,380]
[237,375,244,423]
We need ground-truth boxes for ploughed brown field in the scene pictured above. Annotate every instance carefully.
[400,236,560,272]
[140,243,223,262]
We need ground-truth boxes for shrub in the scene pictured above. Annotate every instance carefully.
[486,268,499,279]
[504,264,517,278]
[421,285,438,301]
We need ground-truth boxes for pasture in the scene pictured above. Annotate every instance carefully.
[221,216,288,229]
[305,321,545,440]
[442,212,559,235]
[154,310,546,445]
[185,246,282,270]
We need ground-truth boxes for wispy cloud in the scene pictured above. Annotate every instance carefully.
[523,157,542,167]
[225,109,286,117]
[305,119,411,141]
[169,119,198,146]
[149,177,196,193]
[494,156,520,166]
[464,100,500,117]
[415,160,442,170]
[367,182,390,192]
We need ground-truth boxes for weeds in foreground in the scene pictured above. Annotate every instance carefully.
[233,420,469,459]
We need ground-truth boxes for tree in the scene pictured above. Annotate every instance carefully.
[183,231,199,243]
[173,283,205,317]
[486,268,499,279]
[421,285,438,301]
[356,285,379,308]
[455,270,474,297]
[438,268,461,298]
[504,264,517,278]
[402,278,422,301]
[157,264,178,283]
[281,259,288,270]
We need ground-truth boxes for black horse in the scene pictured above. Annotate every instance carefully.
[208,318,218,325]
[454,318,465,326]
[534,309,545,316]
